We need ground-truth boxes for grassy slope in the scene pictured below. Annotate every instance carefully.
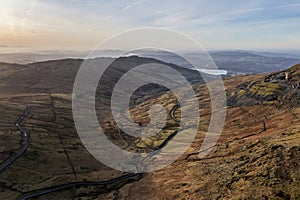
[0,63,299,199]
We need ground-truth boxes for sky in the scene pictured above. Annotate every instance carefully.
[0,0,300,51]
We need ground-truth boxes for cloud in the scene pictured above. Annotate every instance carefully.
[121,5,131,13]
[1,0,300,50]
[120,0,145,13]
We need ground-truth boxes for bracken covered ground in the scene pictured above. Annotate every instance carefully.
[0,60,299,199]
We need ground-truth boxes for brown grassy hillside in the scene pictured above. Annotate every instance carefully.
[0,60,299,199]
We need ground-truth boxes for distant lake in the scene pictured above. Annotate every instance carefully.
[194,69,228,75]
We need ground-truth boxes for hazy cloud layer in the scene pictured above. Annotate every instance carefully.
[0,0,300,50]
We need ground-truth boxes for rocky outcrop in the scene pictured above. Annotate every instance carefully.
[228,64,300,108]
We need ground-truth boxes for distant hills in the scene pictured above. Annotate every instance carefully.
[0,56,205,105]
[0,50,299,76]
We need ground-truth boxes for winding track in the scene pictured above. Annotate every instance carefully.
[20,99,182,200]
[0,105,30,173]
[169,100,181,123]
[20,173,143,200]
